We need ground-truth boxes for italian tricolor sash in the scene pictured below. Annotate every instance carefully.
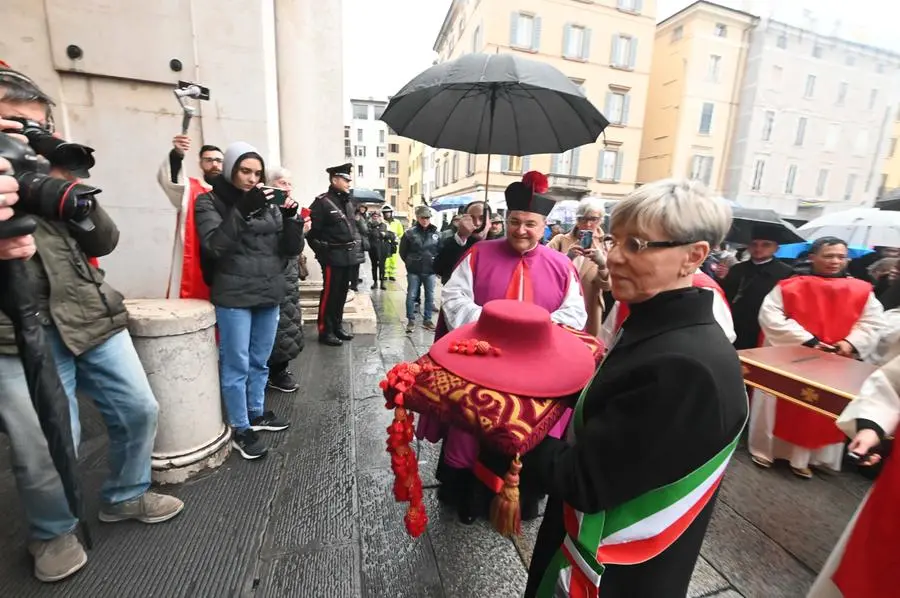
[538,370,745,597]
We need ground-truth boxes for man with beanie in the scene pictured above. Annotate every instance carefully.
[399,205,441,333]
[306,163,364,346]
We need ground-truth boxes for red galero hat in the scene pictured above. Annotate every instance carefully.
[429,299,596,398]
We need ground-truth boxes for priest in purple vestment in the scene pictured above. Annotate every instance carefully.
[427,180,588,523]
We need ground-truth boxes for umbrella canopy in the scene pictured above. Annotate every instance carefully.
[380,53,608,155]
[430,195,475,211]
[350,188,385,204]
[775,241,874,260]
[727,207,805,245]
[799,208,900,247]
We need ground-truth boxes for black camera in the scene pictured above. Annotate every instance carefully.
[0,131,100,232]
[4,117,95,178]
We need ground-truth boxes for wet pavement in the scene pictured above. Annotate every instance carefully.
[0,266,872,597]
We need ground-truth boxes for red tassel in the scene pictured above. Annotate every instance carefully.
[522,171,549,193]
[490,454,523,537]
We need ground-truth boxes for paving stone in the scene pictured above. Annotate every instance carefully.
[269,398,356,551]
[700,501,816,598]
[304,333,353,402]
[354,396,394,472]
[350,340,386,400]
[416,438,443,488]
[687,556,732,598]
[357,469,444,598]
[258,547,360,598]
[720,451,859,572]
[423,488,527,597]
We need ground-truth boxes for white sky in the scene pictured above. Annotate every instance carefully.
[342,0,899,119]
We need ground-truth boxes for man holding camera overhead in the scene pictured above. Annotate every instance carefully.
[0,66,183,583]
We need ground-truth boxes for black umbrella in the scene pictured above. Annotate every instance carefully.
[0,221,91,547]
[727,207,805,245]
[350,188,385,205]
[380,53,608,156]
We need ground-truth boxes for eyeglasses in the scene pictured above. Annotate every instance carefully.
[577,216,601,223]
[201,157,224,164]
[602,235,698,254]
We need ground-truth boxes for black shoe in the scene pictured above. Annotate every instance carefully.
[250,410,290,432]
[371,282,379,290]
[319,333,343,346]
[380,282,386,290]
[335,328,355,341]
[388,276,396,281]
[267,370,298,393]
[349,286,359,292]
[232,429,268,460]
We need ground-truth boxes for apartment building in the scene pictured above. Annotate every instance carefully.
[724,18,900,218]
[880,111,900,198]
[638,1,758,192]
[424,0,656,208]
[349,98,389,195]
[385,133,411,215]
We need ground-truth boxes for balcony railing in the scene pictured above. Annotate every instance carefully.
[547,174,592,192]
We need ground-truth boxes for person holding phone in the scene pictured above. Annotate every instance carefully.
[194,142,304,460]
[546,197,611,337]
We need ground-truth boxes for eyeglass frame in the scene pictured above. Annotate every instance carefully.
[602,234,701,254]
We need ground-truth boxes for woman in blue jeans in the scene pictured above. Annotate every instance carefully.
[194,142,304,459]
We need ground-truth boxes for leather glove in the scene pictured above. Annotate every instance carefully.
[280,204,298,219]
[236,187,267,217]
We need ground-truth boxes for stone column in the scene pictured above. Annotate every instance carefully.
[125,299,231,484]
[273,0,345,208]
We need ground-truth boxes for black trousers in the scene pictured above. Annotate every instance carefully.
[317,262,351,337]
[349,264,360,290]
[369,251,386,283]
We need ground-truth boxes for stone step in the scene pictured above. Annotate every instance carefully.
[300,298,358,313]
[301,292,376,335]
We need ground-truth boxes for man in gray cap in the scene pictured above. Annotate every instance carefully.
[398,205,441,333]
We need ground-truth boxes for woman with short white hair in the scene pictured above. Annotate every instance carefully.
[547,196,610,336]
[523,178,748,598]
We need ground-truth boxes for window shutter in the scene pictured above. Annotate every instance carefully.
[635,0,643,13]
[614,151,624,182]
[604,92,612,117]
[597,153,604,180]
[622,94,631,125]
[501,155,510,171]
[509,12,519,46]
[610,35,620,65]
[563,24,571,56]
[572,148,581,176]
[532,16,542,51]
[583,28,592,60]
[551,154,560,174]
[628,38,638,68]
[523,156,532,172]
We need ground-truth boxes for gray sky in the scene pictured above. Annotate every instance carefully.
[342,0,898,118]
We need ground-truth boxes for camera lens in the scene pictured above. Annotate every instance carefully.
[15,171,100,223]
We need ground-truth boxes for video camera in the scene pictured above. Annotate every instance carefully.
[0,120,101,233]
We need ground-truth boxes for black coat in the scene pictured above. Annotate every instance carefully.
[194,177,304,308]
[523,288,748,598]
[434,234,478,284]
[306,188,365,267]
[399,224,441,275]
[269,252,305,366]
[367,221,396,260]
[720,259,794,350]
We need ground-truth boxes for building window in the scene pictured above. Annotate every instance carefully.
[804,75,816,99]
[890,137,897,158]
[379,166,385,178]
[451,153,459,182]
[784,164,798,194]
[473,24,483,52]
[355,146,367,157]
[825,123,841,151]
[388,160,399,175]
[510,12,540,51]
[869,89,879,110]
[794,117,807,146]
[610,35,637,69]
[751,160,765,191]
[836,82,847,106]
[617,0,641,12]
[844,174,858,201]
[379,130,386,144]
[671,25,683,43]
[374,105,385,120]
[714,23,727,38]
[376,146,386,158]
[357,165,364,177]
[501,155,524,173]
[604,92,630,125]
[551,150,578,176]
[344,139,352,159]
[466,153,476,175]
[388,143,399,153]
[708,55,721,82]
[776,33,787,49]
[855,130,869,156]
[771,65,783,88]
[597,149,621,182]
[698,102,714,135]
[762,110,775,141]
[357,128,364,142]
[563,25,590,60]
[689,155,714,186]
[387,177,399,190]
[815,169,829,197]
[442,160,449,186]
[352,104,368,120]
[813,44,822,58]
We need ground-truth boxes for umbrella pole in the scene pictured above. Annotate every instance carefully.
[484,153,491,205]
[483,85,498,208]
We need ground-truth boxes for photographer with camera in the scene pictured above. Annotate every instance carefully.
[0,66,183,582]
[0,122,36,260]
[156,132,223,300]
